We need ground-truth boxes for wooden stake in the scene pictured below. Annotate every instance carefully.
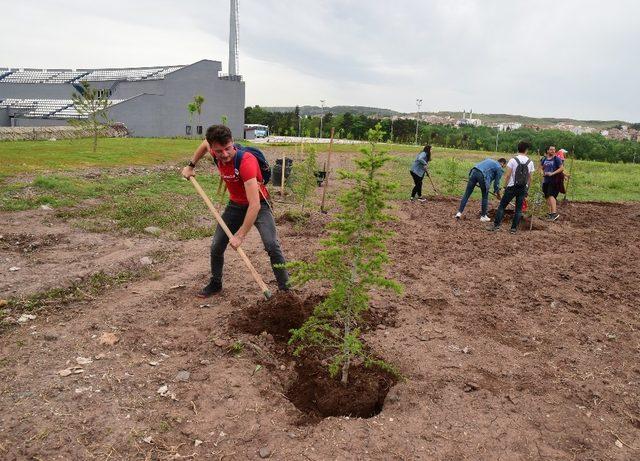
[188,177,272,299]
[320,128,335,213]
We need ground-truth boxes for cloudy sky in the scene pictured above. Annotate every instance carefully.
[3,0,638,121]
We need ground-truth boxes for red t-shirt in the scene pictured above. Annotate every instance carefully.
[211,149,269,205]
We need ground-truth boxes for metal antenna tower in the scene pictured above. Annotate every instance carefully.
[229,0,239,75]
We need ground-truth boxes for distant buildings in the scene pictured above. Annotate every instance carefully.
[602,126,640,141]
[496,122,522,131]
[457,109,482,127]
[0,60,245,138]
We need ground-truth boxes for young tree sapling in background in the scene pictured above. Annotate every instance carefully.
[69,81,114,153]
[289,144,319,214]
[285,123,402,385]
[194,95,205,130]
[525,169,547,229]
[441,157,462,196]
[187,102,197,137]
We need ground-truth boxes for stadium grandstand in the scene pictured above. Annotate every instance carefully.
[0,59,245,138]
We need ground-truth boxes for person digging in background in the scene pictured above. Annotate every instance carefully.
[409,145,432,202]
[556,148,567,161]
[181,125,289,297]
[487,141,535,234]
[540,145,565,221]
[455,157,506,222]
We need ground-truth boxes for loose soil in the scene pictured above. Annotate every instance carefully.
[286,355,396,420]
[230,291,315,340]
[1,196,639,460]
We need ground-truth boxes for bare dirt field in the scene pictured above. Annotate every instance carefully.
[1,197,639,460]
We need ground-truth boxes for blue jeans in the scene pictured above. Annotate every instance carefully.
[210,201,289,290]
[493,185,526,230]
[458,168,488,215]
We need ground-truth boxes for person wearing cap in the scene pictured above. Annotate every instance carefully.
[556,148,568,161]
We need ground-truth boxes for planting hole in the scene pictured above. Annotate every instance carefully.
[286,356,397,420]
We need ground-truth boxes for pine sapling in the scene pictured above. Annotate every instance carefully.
[289,144,319,214]
[526,169,547,229]
[285,123,402,385]
[442,157,462,195]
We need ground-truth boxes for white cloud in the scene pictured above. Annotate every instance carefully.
[2,0,638,121]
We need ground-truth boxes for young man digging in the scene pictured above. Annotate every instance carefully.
[455,157,506,222]
[487,141,535,234]
[182,125,289,297]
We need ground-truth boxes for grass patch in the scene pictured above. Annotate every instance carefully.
[2,169,218,239]
[0,138,202,175]
[4,256,166,321]
[1,139,638,230]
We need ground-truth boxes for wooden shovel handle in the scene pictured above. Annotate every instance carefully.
[189,176,272,299]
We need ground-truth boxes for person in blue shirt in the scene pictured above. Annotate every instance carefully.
[455,157,507,221]
[540,145,565,221]
[409,145,431,202]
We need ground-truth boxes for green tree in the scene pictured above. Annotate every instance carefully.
[69,81,114,152]
[441,157,462,195]
[193,95,205,130]
[289,145,319,213]
[187,102,197,136]
[525,169,547,229]
[285,124,402,385]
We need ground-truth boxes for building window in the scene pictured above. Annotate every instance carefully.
[185,125,192,135]
[197,125,203,135]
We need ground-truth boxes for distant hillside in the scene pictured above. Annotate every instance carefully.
[425,111,628,130]
[260,106,629,129]
[261,105,400,117]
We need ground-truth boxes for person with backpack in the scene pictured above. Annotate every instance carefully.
[409,145,431,202]
[540,145,565,221]
[455,157,507,221]
[487,141,535,234]
[181,124,289,297]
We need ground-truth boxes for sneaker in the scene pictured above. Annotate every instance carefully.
[486,225,500,232]
[197,279,222,298]
[410,197,415,202]
[549,213,560,222]
[417,197,427,202]
[480,215,491,222]
[509,228,517,234]
[455,212,462,219]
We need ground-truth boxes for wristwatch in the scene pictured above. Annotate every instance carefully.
[188,161,196,168]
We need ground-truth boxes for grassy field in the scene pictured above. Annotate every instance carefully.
[1,137,639,239]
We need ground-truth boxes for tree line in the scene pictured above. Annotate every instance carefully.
[245,105,639,163]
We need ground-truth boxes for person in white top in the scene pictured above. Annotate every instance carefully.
[487,141,535,234]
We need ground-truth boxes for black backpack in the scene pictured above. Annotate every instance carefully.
[513,157,531,187]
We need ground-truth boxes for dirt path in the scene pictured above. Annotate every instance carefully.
[1,198,639,460]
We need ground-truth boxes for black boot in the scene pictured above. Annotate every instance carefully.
[197,279,222,298]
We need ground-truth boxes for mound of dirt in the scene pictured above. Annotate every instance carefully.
[286,355,396,419]
[230,291,317,340]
